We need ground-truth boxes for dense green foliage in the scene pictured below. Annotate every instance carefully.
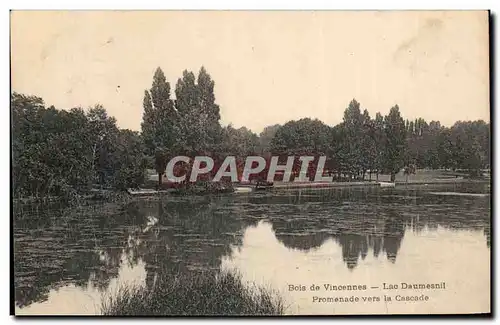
[12,65,490,198]
[143,67,224,158]
[101,269,284,316]
[12,93,146,199]
[222,125,260,157]
[269,100,490,181]
[141,68,178,157]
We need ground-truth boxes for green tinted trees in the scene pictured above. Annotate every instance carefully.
[175,67,224,156]
[373,113,386,181]
[342,99,364,178]
[12,92,146,198]
[141,68,178,157]
[383,105,407,181]
[270,118,331,155]
[258,124,281,154]
[13,70,491,200]
[222,125,259,157]
[12,93,94,198]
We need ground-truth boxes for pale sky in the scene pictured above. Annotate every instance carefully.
[11,11,489,134]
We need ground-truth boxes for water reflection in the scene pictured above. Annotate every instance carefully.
[222,220,490,314]
[14,196,259,311]
[270,209,405,269]
[13,183,490,314]
[261,185,489,270]
[15,252,147,315]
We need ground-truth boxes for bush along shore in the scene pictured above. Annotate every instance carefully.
[101,269,285,316]
[166,180,235,196]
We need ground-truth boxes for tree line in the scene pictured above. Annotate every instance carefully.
[12,94,146,199]
[11,66,490,198]
[267,100,490,181]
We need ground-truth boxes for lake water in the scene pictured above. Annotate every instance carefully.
[13,183,491,315]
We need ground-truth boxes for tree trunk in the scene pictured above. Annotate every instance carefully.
[376,171,379,181]
[158,172,162,190]
[369,171,372,181]
[390,173,396,182]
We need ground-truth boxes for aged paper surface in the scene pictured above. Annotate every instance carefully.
[11,11,490,316]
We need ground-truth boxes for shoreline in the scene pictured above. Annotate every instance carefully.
[265,178,490,190]
[128,178,489,196]
[12,178,490,202]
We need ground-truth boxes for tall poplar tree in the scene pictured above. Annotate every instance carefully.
[198,67,223,153]
[175,67,223,156]
[141,67,178,158]
[373,112,386,181]
[342,99,364,178]
[383,105,407,181]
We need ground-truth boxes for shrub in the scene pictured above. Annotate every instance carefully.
[101,269,284,316]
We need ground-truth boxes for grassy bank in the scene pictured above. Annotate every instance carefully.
[101,270,284,316]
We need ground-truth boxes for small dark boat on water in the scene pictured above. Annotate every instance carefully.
[255,180,274,191]
[233,179,274,193]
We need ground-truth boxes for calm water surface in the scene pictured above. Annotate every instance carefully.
[14,183,490,315]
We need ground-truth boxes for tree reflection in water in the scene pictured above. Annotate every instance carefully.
[14,195,258,308]
[14,183,490,310]
[265,184,489,269]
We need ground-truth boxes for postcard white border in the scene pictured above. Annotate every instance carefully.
[2,1,497,324]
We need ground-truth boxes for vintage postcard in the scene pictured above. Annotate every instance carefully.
[11,10,491,316]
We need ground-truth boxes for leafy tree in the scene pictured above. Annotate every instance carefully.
[110,130,147,190]
[341,99,364,179]
[175,67,223,156]
[11,93,95,198]
[270,118,331,155]
[222,125,259,157]
[360,109,377,180]
[258,124,281,153]
[12,92,148,198]
[154,149,169,189]
[447,120,490,175]
[330,124,349,180]
[175,70,199,155]
[198,67,223,152]
[383,105,407,181]
[141,68,178,157]
[436,128,454,169]
[373,112,386,181]
[141,90,156,154]
[87,105,119,187]
[425,121,442,169]
[270,118,332,180]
